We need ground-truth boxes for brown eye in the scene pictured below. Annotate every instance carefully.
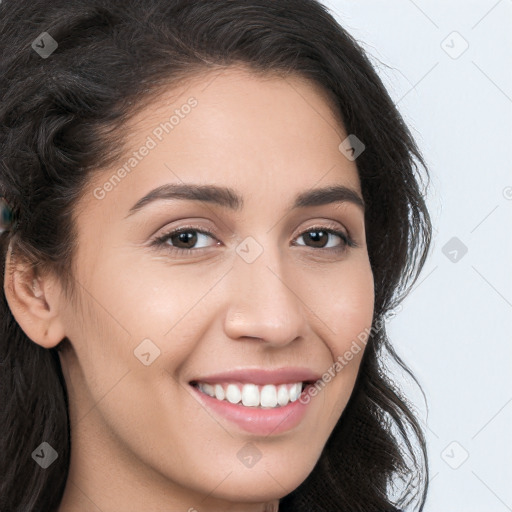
[153,226,219,253]
[168,230,198,249]
[294,227,354,252]
[302,230,332,248]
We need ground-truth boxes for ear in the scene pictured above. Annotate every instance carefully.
[3,242,66,349]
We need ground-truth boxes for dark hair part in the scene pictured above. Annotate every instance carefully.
[0,0,432,510]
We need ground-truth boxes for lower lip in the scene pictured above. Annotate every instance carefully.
[189,384,314,436]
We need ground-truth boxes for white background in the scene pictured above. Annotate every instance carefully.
[322,1,512,511]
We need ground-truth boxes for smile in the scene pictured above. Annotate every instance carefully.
[191,381,309,408]
[189,380,317,436]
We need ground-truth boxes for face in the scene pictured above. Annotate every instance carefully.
[55,66,374,510]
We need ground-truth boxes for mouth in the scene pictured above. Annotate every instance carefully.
[189,380,315,409]
[188,379,317,436]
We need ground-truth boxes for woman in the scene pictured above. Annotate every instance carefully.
[0,0,432,510]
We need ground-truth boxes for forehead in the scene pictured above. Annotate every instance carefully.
[81,65,361,221]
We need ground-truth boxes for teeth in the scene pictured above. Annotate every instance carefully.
[241,383,259,407]
[196,381,306,408]
[226,383,242,404]
[201,383,215,397]
[214,384,225,401]
[289,383,302,402]
[260,384,277,407]
[277,385,290,407]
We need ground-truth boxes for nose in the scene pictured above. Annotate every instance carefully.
[223,242,309,347]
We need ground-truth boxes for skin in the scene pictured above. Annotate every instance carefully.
[5,66,374,512]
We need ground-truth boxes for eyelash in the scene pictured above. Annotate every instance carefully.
[151,223,357,256]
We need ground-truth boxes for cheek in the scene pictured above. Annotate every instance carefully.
[301,260,373,414]
[60,253,176,400]
[308,258,375,352]
[61,287,134,399]
[70,254,229,387]
[332,268,374,382]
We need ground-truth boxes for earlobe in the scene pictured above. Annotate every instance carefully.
[3,246,66,349]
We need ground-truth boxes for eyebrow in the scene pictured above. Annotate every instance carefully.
[125,182,365,217]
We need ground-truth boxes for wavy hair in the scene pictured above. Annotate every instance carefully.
[0,0,432,510]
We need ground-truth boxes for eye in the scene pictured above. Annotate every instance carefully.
[152,225,219,254]
[151,223,357,255]
[292,225,356,252]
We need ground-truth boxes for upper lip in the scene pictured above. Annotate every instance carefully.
[189,367,322,386]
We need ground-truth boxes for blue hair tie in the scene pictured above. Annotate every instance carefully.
[0,197,13,233]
